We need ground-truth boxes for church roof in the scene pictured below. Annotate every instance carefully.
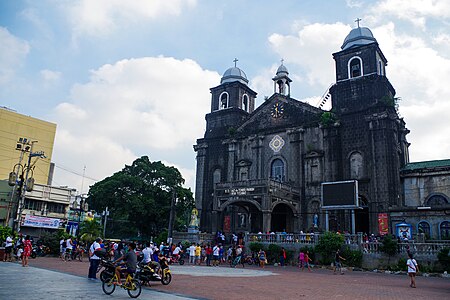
[221,66,249,85]
[341,27,377,50]
[401,159,450,172]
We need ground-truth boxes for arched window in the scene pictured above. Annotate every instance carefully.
[242,94,249,112]
[348,57,362,78]
[426,194,448,207]
[271,158,285,182]
[219,92,229,110]
[213,169,221,185]
[440,221,450,239]
[417,221,431,239]
[349,152,363,179]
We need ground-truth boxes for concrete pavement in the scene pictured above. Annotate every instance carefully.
[0,262,198,300]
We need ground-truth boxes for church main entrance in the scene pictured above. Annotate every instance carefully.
[221,201,262,234]
[271,203,294,232]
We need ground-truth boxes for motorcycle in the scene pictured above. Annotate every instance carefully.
[135,260,172,286]
[30,245,49,259]
[98,258,116,282]
[167,252,185,265]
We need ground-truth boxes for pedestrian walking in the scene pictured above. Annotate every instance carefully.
[22,235,32,267]
[3,235,13,262]
[333,249,346,275]
[258,249,266,268]
[188,243,196,264]
[304,250,312,272]
[280,247,286,267]
[407,253,419,288]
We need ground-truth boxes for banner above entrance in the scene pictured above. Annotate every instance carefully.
[23,214,60,229]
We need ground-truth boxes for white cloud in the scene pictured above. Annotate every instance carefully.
[65,0,197,39]
[51,56,219,191]
[369,0,450,29]
[346,0,364,8]
[0,27,30,84]
[371,23,450,161]
[266,20,450,162]
[268,22,351,89]
[40,69,62,82]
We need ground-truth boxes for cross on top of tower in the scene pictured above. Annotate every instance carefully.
[355,18,362,28]
[280,58,284,65]
[233,58,238,67]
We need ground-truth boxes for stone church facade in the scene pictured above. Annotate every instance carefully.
[193,26,449,238]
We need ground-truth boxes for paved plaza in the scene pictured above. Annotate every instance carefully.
[0,257,449,299]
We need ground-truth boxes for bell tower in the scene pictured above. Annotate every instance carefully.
[327,21,410,234]
[206,59,257,138]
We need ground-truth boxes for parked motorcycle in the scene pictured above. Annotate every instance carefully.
[98,259,116,282]
[30,245,50,259]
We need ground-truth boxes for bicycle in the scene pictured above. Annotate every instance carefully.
[64,248,72,261]
[102,271,142,298]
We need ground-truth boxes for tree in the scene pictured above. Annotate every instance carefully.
[315,232,344,264]
[87,156,194,239]
[79,219,102,241]
[380,235,398,266]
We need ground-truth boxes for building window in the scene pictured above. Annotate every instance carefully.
[378,60,384,76]
[426,194,448,207]
[219,92,229,110]
[47,202,65,214]
[349,152,363,179]
[24,199,43,211]
[213,169,221,185]
[440,221,450,239]
[271,158,285,182]
[348,57,362,78]
[417,221,431,239]
[242,94,249,112]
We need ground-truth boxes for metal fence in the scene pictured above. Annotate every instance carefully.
[245,233,448,256]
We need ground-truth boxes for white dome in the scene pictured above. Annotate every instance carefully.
[341,27,377,50]
[221,67,248,85]
[276,64,289,75]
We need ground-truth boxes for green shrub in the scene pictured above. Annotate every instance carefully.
[315,232,344,264]
[267,244,281,263]
[395,257,407,271]
[437,247,450,272]
[0,226,13,244]
[154,230,168,246]
[248,242,265,253]
[341,247,363,268]
[380,235,398,265]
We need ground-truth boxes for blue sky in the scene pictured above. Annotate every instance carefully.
[1,0,450,194]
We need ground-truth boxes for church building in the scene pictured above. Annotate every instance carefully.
[193,25,449,238]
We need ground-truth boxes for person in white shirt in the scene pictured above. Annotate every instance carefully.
[188,243,196,264]
[173,245,181,257]
[66,238,73,258]
[4,236,13,262]
[212,244,220,266]
[407,253,419,288]
[88,238,102,280]
[142,242,154,264]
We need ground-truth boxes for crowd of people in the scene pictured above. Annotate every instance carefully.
[2,233,32,267]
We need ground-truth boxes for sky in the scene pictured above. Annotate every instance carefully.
[1,0,449,195]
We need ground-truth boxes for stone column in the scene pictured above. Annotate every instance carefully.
[262,212,272,233]
[193,143,207,228]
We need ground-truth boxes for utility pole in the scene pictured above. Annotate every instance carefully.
[167,189,177,244]
[8,138,46,233]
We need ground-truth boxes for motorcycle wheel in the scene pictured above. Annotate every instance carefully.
[179,259,185,266]
[247,259,253,265]
[31,252,36,259]
[100,270,113,282]
[161,271,172,285]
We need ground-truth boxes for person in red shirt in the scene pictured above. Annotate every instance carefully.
[205,244,213,266]
[22,235,32,267]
